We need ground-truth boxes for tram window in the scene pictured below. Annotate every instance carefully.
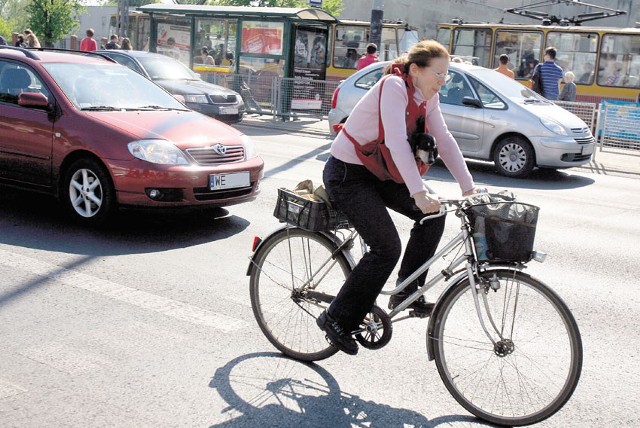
[598,35,640,88]
[334,25,366,69]
[548,32,597,86]
[452,28,491,68]
[495,31,542,79]
[380,28,398,60]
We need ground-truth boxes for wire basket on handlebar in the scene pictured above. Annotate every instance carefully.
[274,188,351,232]
[462,193,539,263]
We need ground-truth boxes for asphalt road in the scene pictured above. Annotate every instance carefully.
[0,125,638,427]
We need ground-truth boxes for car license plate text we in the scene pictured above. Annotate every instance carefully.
[210,172,250,190]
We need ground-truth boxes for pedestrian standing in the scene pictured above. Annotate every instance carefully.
[530,46,564,100]
[105,34,120,50]
[120,38,132,51]
[494,54,515,79]
[80,28,98,52]
[558,71,577,101]
[23,29,40,48]
[14,35,26,48]
[356,43,379,70]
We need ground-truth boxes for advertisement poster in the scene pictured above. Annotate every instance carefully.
[292,27,328,110]
[241,21,284,55]
[157,23,191,65]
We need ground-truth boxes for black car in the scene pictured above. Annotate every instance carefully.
[97,50,245,123]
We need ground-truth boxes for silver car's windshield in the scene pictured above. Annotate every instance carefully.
[468,68,548,102]
[43,63,189,111]
[137,56,196,81]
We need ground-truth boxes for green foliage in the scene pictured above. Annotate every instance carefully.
[0,17,12,40]
[318,0,343,17]
[26,0,84,47]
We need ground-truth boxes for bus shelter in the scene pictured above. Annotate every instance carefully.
[137,4,337,82]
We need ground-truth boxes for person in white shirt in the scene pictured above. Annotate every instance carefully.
[318,40,480,355]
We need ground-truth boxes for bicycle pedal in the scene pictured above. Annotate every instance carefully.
[409,309,431,319]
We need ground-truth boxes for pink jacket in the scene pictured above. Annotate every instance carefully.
[330,75,474,196]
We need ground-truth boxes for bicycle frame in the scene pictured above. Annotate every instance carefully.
[328,205,527,354]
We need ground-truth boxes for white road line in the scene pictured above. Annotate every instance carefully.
[0,249,247,332]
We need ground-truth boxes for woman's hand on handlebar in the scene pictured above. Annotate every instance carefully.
[413,190,441,214]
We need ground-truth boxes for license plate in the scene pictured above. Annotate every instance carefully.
[219,106,239,115]
[209,172,250,190]
[581,145,594,156]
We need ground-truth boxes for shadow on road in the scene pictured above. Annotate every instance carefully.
[0,188,251,256]
[208,352,498,427]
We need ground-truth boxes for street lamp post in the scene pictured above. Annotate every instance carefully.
[369,0,384,49]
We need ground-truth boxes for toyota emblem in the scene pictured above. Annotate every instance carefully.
[211,143,227,155]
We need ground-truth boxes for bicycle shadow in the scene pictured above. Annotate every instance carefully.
[208,352,499,427]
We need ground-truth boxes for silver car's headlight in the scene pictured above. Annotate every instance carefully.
[128,139,189,165]
[183,94,208,104]
[540,117,569,136]
[241,134,257,159]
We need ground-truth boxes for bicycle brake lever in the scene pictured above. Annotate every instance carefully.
[419,206,447,224]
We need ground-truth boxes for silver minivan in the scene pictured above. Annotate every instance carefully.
[328,61,595,178]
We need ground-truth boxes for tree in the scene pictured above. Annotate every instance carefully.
[26,0,84,47]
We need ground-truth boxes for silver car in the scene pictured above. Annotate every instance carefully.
[328,61,595,178]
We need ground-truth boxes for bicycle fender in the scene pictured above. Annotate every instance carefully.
[245,225,357,277]
[245,223,289,276]
[425,265,524,361]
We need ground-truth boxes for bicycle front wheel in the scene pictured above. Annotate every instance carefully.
[431,269,583,426]
[250,227,352,362]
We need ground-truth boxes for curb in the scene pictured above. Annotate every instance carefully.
[238,117,330,137]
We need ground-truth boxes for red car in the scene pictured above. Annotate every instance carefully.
[0,47,263,226]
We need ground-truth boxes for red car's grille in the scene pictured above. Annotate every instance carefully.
[186,145,245,165]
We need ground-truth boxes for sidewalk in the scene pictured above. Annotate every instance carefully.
[239,114,640,178]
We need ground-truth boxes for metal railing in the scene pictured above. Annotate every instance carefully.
[596,100,640,154]
[554,100,597,130]
[199,71,339,121]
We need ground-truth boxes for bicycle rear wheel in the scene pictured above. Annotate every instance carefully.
[250,227,352,362]
[431,269,582,426]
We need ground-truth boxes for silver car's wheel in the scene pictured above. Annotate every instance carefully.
[493,136,535,178]
[62,158,115,225]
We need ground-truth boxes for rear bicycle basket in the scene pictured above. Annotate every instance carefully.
[464,200,539,263]
[273,188,350,232]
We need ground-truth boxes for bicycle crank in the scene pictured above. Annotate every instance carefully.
[354,305,392,350]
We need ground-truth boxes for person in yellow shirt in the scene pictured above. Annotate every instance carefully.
[494,54,515,79]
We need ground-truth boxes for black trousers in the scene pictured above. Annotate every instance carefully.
[323,156,446,331]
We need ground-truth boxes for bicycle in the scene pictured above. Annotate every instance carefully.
[247,187,583,427]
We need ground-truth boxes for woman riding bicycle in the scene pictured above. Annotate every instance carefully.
[318,40,481,355]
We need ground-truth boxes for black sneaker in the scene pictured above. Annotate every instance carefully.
[388,293,434,314]
[316,311,358,355]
